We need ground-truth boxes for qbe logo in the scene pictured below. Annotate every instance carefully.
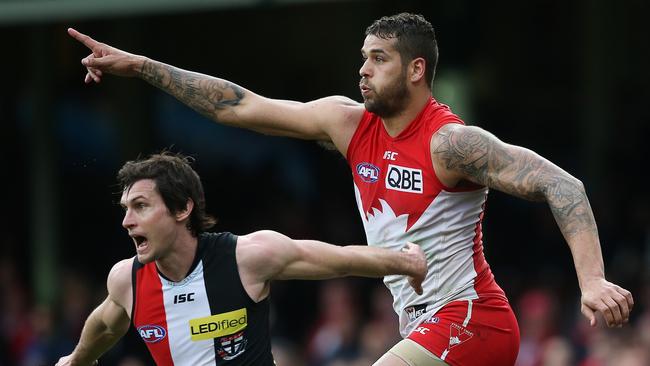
[356,162,380,183]
[386,164,423,193]
[138,325,167,343]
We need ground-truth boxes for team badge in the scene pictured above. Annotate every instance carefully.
[216,331,248,360]
[448,323,473,348]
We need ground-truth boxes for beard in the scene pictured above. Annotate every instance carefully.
[363,70,410,118]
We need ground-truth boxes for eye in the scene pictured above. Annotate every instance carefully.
[374,56,384,63]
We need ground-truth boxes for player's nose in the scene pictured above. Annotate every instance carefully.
[122,209,136,229]
[359,59,371,78]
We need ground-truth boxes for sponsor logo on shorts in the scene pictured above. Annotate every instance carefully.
[423,316,439,324]
[138,324,167,343]
[189,308,247,341]
[356,162,380,183]
[448,323,473,348]
[386,164,423,193]
[414,326,429,335]
[405,304,428,321]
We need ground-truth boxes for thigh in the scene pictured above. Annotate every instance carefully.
[374,339,448,366]
[407,297,520,366]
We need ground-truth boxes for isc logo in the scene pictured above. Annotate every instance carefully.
[386,164,423,193]
[174,292,195,304]
[138,325,167,343]
[356,162,380,183]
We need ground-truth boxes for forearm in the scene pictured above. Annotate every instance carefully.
[468,131,606,286]
[70,305,127,365]
[290,240,417,279]
[545,178,605,287]
[342,245,417,277]
[138,58,246,123]
[508,152,606,286]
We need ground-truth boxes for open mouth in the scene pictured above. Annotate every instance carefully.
[132,235,149,250]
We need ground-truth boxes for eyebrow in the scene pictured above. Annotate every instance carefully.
[120,194,147,206]
[361,48,389,56]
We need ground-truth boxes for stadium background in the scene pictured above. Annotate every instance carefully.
[1,0,648,365]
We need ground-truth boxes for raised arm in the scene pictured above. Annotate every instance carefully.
[236,230,427,302]
[430,123,634,327]
[56,259,132,366]
[67,28,363,151]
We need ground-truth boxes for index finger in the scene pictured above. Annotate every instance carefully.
[67,27,99,49]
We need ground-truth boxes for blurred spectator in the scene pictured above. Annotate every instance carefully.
[638,308,650,355]
[21,304,72,366]
[306,279,361,366]
[272,338,305,366]
[324,284,402,366]
[615,344,649,366]
[515,288,559,366]
[59,271,96,341]
[579,328,650,366]
[356,284,401,362]
[539,336,574,366]
[0,250,33,365]
[116,355,148,366]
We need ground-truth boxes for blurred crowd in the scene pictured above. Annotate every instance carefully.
[1,248,648,366]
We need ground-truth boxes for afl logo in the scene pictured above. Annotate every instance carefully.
[356,162,380,183]
[138,325,167,343]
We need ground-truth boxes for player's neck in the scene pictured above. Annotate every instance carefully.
[381,90,430,137]
[156,230,199,282]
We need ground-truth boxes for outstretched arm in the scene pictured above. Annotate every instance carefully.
[236,230,427,302]
[431,123,634,328]
[67,28,362,149]
[56,260,132,366]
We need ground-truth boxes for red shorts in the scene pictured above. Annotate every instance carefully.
[407,297,520,366]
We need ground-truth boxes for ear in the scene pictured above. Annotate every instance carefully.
[175,198,194,222]
[409,57,426,83]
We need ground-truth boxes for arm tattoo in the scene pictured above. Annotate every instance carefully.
[140,59,245,120]
[433,126,597,238]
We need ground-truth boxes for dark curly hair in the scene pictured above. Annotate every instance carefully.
[117,151,216,236]
[366,13,439,88]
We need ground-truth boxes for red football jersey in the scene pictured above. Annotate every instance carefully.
[347,97,506,337]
